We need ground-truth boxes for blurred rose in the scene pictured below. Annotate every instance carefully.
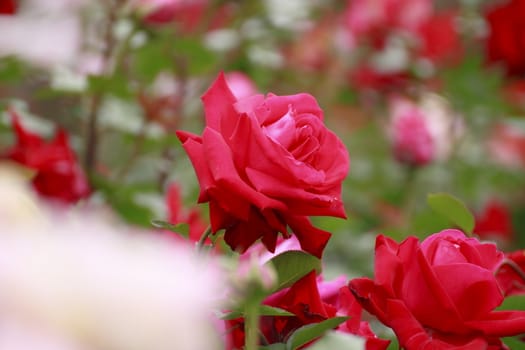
[388,94,462,167]
[134,0,230,33]
[177,73,349,257]
[488,121,525,168]
[474,200,513,244]
[0,208,225,350]
[389,96,435,166]
[349,229,525,349]
[485,0,525,76]
[3,112,90,204]
[0,0,16,15]
[343,0,432,49]
[417,11,460,64]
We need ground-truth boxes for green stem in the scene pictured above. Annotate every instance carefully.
[244,301,259,350]
[197,225,212,251]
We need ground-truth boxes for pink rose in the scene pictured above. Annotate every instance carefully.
[343,0,432,48]
[176,73,349,257]
[389,97,434,166]
[349,229,525,349]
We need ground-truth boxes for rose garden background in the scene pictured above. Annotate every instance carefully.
[0,0,525,349]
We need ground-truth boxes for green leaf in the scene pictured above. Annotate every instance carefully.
[427,193,475,235]
[497,295,525,311]
[151,220,189,238]
[306,331,365,350]
[502,337,525,349]
[172,38,217,75]
[219,305,295,320]
[0,56,26,82]
[265,250,322,293]
[87,74,131,99]
[132,39,174,82]
[286,317,349,350]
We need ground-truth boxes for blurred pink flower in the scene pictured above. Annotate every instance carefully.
[388,94,462,167]
[343,0,432,48]
[488,122,525,168]
[389,97,435,166]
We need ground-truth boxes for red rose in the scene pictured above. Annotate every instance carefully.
[349,229,525,349]
[474,200,513,243]
[4,112,90,204]
[0,0,16,15]
[177,73,349,257]
[485,0,525,76]
[496,251,525,296]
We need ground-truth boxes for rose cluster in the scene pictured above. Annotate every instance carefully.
[176,74,525,349]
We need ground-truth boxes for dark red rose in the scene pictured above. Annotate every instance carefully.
[349,230,525,349]
[4,112,90,204]
[177,73,349,257]
[0,0,16,15]
[485,0,525,76]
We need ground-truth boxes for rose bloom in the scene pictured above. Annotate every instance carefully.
[485,0,525,76]
[496,250,525,297]
[3,112,90,204]
[389,97,435,166]
[349,229,525,349]
[0,0,16,15]
[474,200,513,244]
[177,73,349,257]
[343,0,432,49]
